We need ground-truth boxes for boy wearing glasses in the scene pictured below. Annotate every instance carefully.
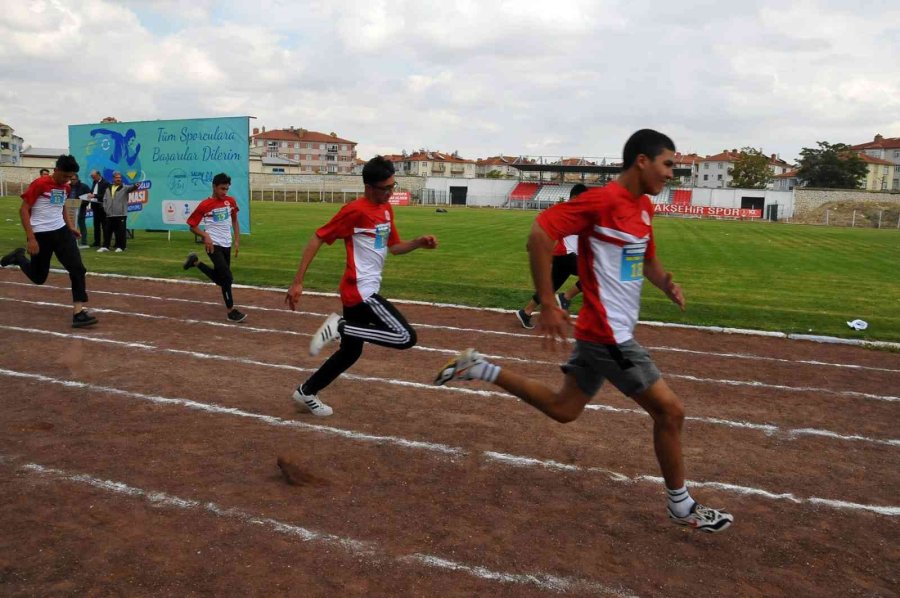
[183,172,246,323]
[284,156,438,417]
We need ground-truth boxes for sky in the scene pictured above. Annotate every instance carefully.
[1,0,898,163]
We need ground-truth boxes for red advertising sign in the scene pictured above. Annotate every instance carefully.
[388,191,411,206]
[653,204,762,218]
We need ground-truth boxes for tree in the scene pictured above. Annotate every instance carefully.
[728,147,773,189]
[485,169,504,179]
[796,141,867,189]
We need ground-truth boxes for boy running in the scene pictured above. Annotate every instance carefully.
[435,130,733,533]
[284,156,438,417]
[183,172,246,323]
[1,155,98,328]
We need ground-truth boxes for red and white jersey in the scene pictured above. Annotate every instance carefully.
[316,197,400,306]
[21,175,70,233]
[537,181,656,345]
[187,195,239,248]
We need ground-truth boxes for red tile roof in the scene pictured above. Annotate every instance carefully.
[701,151,742,162]
[404,150,475,164]
[856,152,894,166]
[851,135,900,150]
[252,128,356,145]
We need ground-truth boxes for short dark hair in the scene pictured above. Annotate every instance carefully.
[39,168,50,175]
[55,155,80,173]
[570,184,588,198]
[362,156,395,186]
[622,129,675,170]
[212,173,231,186]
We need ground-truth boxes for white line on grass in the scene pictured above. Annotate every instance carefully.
[4,279,899,374]
[2,366,898,518]
[8,458,633,596]
[1,320,898,448]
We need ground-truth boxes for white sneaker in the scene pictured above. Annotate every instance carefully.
[114,248,124,253]
[97,247,109,253]
[309,313,342,356]
[433,348,487,386]
[668,503,734,533]
[292,388,333,417]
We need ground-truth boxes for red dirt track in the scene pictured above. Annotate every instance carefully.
[0,270,898,597]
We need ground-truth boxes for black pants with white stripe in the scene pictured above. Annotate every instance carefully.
[303,293,417,395]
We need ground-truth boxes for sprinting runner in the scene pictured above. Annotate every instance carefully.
[1,154,98,328]
[284,156,438,417]
[183,172,246,323]
[436,129,733,533]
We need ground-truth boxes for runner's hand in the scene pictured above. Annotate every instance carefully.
[284,283,304,311]
[663,272,685,311]
[26,238,39,255]
[537,305,572,350]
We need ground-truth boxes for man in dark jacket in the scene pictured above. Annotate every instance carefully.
[88,170,109,247]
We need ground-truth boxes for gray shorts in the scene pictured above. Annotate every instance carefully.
[561,339,661,397]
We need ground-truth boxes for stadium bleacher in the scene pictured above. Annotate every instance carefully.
[508,182,539,201]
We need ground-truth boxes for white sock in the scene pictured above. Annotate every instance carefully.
[470,361,500,383]
[666,486,696,517]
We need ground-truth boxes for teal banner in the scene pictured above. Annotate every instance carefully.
[68,116,250,233]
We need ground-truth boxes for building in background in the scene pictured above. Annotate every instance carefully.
[20,146,68,168]
[0,122,25,165]
[851,134,900,190]
[394,150,477,178]
[856,153,896,191]
[250,126,357,174]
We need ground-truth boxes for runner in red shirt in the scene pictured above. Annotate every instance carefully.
[284,156,438,417]
[183,173,246,323]
[435,130,733,533]
[1,155,98,328]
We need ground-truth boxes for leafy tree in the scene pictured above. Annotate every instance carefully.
[728,147,774,189]
[485,169,504,179]
[796,141,867,189]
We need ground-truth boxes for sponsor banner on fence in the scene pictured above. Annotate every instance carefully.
[389,191,411,206]
[653,204,762,218]
[69,116,250,232]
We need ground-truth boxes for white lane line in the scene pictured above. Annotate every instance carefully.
[1,322,898,448]
[8,459,632,596]
[64,270,900,350]
[5,280,900,371]
[2,367,898,518]
[3,296,899,405]
[0,367,461,455]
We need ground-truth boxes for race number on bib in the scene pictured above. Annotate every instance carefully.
[49,189,66,205]
[620,243,646,282]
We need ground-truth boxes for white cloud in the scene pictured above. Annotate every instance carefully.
[1,0,897,162]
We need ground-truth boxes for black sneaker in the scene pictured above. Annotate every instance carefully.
[227,308,247,323]
[557,292,571,312]
[515,309,534,329]
[183,252,199,270]
[1,247,25,268]
[72,310,98,328]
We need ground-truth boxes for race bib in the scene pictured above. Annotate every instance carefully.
[620,243,646,282]
[374,222,391,249]
[49,189,66,205]
[211,207,229,222]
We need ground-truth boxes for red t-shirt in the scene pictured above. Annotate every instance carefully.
[316,197,400,306]
[22,175,71,233]
[537,181,656,344]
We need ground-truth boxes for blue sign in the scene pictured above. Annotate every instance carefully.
[69,116,250,232]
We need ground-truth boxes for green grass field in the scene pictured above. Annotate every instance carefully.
[2,197,898,342]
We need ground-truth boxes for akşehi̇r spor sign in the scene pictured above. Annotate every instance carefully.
[653,204,762,218]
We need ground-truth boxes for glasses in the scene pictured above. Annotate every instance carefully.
[371,183,396,193]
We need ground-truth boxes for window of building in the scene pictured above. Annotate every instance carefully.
[704,163,709,169]
[306,155,312,161]
[0,142,8,150]
[718,163,723,169]
[341,145,347,151]
[272,167,285,173]
[717,174,723,180]
[319,144,325,150]
[703,174,708,181]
